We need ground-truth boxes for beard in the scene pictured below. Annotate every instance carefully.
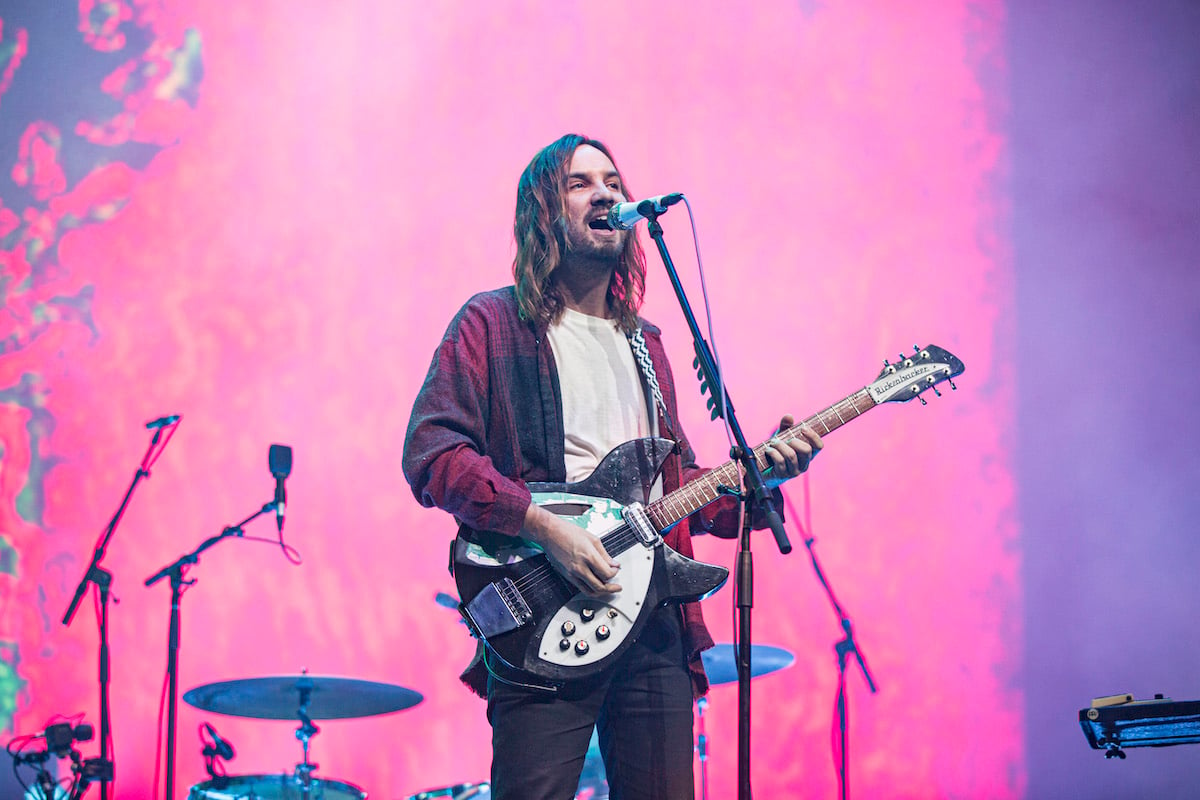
[561,215,626,263]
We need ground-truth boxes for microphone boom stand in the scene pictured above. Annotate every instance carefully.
[144,500,278,800]
[62,423,176,799]
[794,510,877,800]
[644,214,790,800]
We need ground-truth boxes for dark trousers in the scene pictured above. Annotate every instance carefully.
[487,606,696,800]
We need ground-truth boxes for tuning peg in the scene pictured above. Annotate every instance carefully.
[917,395,927,406]
[948,378,957,391]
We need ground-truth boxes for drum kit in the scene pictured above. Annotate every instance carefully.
[182,673,423,799]
[178,645,794,800]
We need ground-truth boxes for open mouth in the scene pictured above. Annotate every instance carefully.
[588,215,614,231]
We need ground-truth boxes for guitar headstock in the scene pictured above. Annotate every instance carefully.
[867,345,965,405]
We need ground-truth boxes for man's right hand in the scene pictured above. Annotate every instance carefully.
[521,503,622,596]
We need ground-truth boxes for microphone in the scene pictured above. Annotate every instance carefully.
[203,722,236,760]
[591,193,684,230]
[42,722,94,757]
[145,414,180,429]
[268,444,293,534]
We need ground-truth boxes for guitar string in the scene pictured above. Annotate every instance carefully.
[486,391,894,672]
[475,370,948,664]
[509,524,641,595]
[630,393,875,540]
[506,392,876,599]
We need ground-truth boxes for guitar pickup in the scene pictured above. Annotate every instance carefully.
[460,578,533,640]
[623,502,661,547]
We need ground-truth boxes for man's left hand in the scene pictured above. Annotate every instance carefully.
[762,414,823,488]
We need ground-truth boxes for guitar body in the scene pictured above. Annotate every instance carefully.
[452,437,729,687]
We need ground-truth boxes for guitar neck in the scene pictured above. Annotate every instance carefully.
[644,387,878,531]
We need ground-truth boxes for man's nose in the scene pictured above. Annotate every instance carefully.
[592,185,622,205]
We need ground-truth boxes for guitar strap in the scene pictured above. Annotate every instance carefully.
[626,326,676,440]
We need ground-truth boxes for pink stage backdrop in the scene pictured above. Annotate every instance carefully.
[0,1,1013,797]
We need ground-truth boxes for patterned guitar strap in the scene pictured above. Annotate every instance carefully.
[627,326,676,440]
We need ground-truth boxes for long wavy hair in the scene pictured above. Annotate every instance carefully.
[512,134,647,333]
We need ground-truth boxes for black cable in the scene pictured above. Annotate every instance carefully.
[7,732,42,795]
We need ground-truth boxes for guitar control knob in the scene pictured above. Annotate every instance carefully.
[607,609,618,619]
[596,625,611,641]
[561,621,576,636]
[574,640,590,656]
[559,638,571,651]
[580,608,596,622]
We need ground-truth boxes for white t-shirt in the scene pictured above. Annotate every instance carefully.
[548,307,653,483]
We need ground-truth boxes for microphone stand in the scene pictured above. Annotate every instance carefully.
[144,500,278,800]
[796,517,877,800]
[62,422,177,800]
[644,213,790,800]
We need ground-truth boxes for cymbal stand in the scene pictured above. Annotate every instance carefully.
[696,697,710,800]
[294,694,320,793]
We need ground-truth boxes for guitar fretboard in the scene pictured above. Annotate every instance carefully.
[645,388,878,530]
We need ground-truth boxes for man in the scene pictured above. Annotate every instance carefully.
[402,133,822,800]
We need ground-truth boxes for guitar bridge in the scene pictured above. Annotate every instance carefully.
[622,502,661,547]
[460,578,533,640]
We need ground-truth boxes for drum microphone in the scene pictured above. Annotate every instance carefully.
[29,722,94,758]
[590,193,684,230]
[269,444,293,534]
[203,722,236,760]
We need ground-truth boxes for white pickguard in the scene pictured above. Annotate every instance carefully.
[531,491,657,668]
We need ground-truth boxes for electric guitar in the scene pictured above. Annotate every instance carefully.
[452,344,965,686]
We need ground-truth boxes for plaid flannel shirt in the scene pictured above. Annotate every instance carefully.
[403,286,752,698]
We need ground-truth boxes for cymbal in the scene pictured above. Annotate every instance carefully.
[701,644,794,686]
[183,675,423,720]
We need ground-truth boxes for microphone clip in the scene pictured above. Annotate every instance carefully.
[595,193,685,231]
[202,721,236,762]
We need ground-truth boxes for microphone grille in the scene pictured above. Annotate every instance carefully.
[268,444,293,478]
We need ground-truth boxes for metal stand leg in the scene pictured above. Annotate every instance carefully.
[696,697,710,800]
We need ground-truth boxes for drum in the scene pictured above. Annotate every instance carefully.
[189,774,366,799]
[404,782,490,800]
